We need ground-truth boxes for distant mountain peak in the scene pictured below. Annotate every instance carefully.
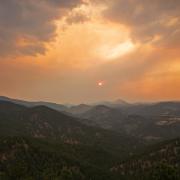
[0,96,11,101]
[0,95,68,112]
[114,99,129,104]
[93,105,112,111]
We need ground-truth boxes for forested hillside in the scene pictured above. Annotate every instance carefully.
[0,100,180,179]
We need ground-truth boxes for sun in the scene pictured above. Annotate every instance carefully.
[98,81,104,87]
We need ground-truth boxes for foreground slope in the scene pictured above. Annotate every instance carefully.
[112,138,180,180]
[1,137,180,179]
[0,137,117,180]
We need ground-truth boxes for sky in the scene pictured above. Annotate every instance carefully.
[0,0,180,104]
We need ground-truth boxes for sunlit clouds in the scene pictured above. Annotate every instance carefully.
[98,40,135,60]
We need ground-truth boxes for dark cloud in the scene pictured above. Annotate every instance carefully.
[0,0,83,57]
[104,0,180,47]
[65,12,90,25]
[48,0,83,8]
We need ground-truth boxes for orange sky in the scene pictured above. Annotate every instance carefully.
[0,0,180,104]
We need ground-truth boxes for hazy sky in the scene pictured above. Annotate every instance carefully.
[0,0,180,104]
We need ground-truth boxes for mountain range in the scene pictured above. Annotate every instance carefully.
[1,96,180,179]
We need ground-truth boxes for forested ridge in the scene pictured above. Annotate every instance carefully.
[0,100,180,179]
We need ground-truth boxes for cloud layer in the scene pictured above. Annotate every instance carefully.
[104,0,180,47]
[0,0,83,56]
[0,0,180,103]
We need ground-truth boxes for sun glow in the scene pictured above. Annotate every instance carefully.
[98,40,135,60]
[52,2,132,67]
